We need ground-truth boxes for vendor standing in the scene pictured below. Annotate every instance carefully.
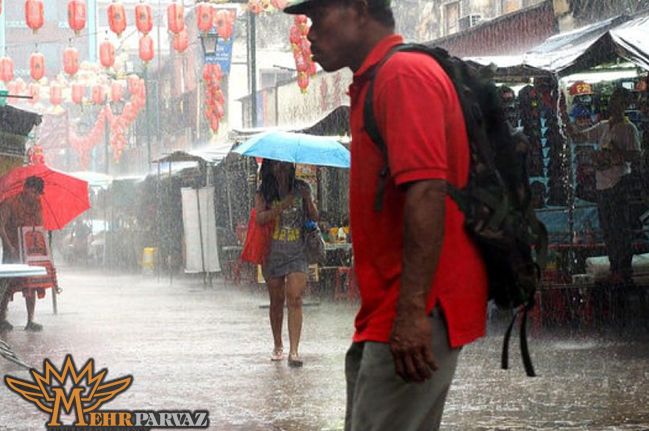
[565,87,642,284]
[0,176,45,331]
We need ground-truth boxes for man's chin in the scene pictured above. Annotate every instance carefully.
[315,60,344,73]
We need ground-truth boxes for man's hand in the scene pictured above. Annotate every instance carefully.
[280,194,295,210]
[389,311,438,383]
[393,179,445,383]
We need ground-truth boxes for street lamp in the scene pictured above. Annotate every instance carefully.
[199,29,219,61]
[110,99,125,116]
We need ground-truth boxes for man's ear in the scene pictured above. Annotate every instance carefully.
[349,0,371,22]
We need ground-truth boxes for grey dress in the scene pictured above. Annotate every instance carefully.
[261,180,311,279]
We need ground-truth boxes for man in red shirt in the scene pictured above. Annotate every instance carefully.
[285,0,488,429]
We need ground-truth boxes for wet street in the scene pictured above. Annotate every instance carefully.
[1,267,649,431]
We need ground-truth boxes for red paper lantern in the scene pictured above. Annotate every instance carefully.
[25,0,44,34]
[306,57,316,75]
[30,52,45,81]
[297,71,309,93]
[294,52,308,73]
[5,81,17,104]
[99,40,115,68]
[197,3,213,34]
[271,0,288,9]
[92,85,105,105]
[110,81,123,103]
[202,64,211,82]
[139,35,154,64]
[72,83,84,104]
[0,57,14,83]
[108,1,127,37]
[173,27,189,53]
[247,0,262,14]
[289,25,301,46]
[135,3,152,35]
[63,47,80,76]
[127,74,140,95]
[28,83,39,105]
[68,0,86,35]
[210,116,219,133]
[215,9,234,40]
[137,78,146,99]
[167,1,185,35]
[294,14,307,28]
[50,82,62,105]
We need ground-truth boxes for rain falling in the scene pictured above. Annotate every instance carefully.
[1,0,649,430]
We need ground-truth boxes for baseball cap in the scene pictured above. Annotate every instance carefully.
[283,0,325,14]
[284,0,389,15]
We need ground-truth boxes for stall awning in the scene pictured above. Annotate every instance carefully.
[0,105,42,157]
[230,104,350,141]
[153,142,233,165]
[468,13,649,78]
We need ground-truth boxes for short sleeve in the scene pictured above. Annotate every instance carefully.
[372,56,453,186]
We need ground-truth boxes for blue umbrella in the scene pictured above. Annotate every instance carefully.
[233,131,350,168]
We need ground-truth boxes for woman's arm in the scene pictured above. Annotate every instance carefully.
[301,183,319,221]
[255,192,294,225]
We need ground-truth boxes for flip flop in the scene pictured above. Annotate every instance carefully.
[288,353,303,368]
[270,347,284,361]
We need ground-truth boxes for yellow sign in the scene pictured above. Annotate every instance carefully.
[5,355,209,430]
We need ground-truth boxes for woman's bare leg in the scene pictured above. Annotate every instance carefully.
[266,277,286,354]
[286,272,306,361]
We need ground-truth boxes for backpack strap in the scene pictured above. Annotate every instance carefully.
[363,43,437,212]
[502,305,536,377]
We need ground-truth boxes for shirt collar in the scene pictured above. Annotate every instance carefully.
[354,34,404,80]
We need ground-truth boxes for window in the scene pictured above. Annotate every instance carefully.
[445,2,460,35]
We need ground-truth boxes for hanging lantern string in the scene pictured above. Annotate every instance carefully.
[3,27,139,51]
[2,2,211,51]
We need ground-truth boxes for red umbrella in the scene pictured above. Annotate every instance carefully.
[0,164,90,230]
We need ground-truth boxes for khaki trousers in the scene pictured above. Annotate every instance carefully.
[344,307,461,431]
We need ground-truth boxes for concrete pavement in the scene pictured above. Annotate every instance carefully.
[1,267,649,431]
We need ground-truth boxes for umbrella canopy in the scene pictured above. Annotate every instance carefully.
[233,131,350,168]
[0,164,90,230]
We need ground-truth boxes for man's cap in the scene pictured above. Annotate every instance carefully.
[283,0,318,14]
[284,0,346,15]
[284,0,389,15]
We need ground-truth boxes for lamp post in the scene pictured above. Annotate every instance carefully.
[199,12,257,128]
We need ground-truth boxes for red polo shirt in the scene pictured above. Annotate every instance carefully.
[349,35,488,348]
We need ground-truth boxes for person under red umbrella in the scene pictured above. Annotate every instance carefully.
[0,176,44,331]
[0,163,90,231]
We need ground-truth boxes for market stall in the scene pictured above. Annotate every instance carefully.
[466,13,649,327]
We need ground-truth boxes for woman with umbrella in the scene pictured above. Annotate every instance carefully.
[255,159,318,367]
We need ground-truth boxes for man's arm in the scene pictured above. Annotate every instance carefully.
[0,204,17,257]
[389,179,446,383]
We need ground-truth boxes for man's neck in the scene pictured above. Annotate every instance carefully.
[349,26,394,72]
